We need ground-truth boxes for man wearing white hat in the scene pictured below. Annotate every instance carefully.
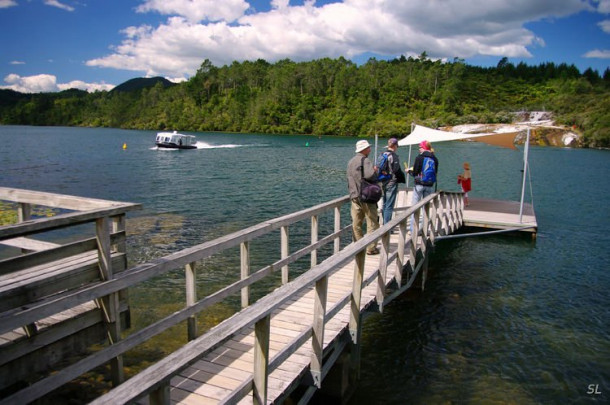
[347,139,379,255]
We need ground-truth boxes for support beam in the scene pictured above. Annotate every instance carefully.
[241,241,250,308]
[185,261,197,340]
[311,215,318,268]
[253,315,270,405]
[281,226,289,284]
[310,275,328,387]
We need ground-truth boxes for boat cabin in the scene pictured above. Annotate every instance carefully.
[155,131,197,149]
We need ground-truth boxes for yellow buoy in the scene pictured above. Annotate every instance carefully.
[123,143,127,150]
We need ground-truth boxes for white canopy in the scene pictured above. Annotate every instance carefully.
[397,124,533,223]
[398,124,520,150]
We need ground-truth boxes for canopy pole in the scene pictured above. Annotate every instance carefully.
[374,133,379,165]
[405,122,415,190]
[519,128,530,222]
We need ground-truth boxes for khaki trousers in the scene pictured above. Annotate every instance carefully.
[350,198,379,253]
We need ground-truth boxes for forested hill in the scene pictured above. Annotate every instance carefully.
[1,56,608,147]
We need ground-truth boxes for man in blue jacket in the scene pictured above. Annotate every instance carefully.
[409,140,439,232]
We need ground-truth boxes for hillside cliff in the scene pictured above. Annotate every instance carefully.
[446,112,581,147]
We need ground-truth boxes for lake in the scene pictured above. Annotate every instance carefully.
[1,125,609,404]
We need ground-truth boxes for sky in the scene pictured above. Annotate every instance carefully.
[0,0,609,93]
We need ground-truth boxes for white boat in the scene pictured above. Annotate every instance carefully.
[155,131,197,149]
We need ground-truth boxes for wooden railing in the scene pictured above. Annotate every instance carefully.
[0,189,463,404]
[0,187,141,395]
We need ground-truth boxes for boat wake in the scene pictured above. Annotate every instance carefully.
[150,142,243,151]
[195,142,242,149]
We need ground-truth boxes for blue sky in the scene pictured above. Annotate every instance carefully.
[1,0,608,93]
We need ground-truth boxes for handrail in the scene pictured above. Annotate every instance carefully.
[0,195,353,404]
[0,190,464,405]
[87,191,460,405]
[0,187,141,240]
[0,196,351,334]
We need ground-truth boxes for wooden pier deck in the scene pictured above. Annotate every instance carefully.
[402,190,537,234]
[462,197,537,232]
[168,233,401,404]
[0,187,537,405]
[168,189,540,404]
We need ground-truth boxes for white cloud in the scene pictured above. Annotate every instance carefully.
[2,73,58,92]
[58,80,115,92]
[1,73,114,93]
[44,0,75,12]
[584,49,610,58]
[596,0,610,14]
[599,19,610,33]
[10,61,25,65]
[0,0,17,8]
[86,0,593,79]
[136,0,249,23]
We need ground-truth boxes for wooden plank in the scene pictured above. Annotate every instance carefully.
[0,204,140,240]
[0,253,126,313]
[172,374,233,401]
[191,360,252,381]
[0,187,138,211]
[0,232,125,275]
[179,367,243,389]
[170,386,219,405]
[0,237,61,251]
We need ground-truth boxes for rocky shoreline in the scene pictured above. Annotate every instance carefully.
[443,111,581,148]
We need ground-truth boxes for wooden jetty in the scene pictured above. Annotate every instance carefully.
[401,191,537,234]
[0,187,536,404]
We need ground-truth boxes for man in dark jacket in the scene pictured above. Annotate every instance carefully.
[409,140,438,232]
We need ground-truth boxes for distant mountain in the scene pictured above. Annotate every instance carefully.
[111,77,176,93]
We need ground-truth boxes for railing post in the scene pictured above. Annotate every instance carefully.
[408,210,420,279]
[311,275,328,388]
[376,232,390,312]
[447,194,456,232]
[429,195,438,244]
[95,216,124,386]
[17,202,34,256]
[149,382,170,405]
[348,250,365,380]
[281,225,289,284]
[241,241,250,308]
[185,261,197,340]
[334,206,341,254]
[17,202,31,223]
[395,219,407,287]
[457,193,464,225]
[112,215,130,322]
[17,202,39,336]
[111,215,126,256]
[253,315,271,405]
[311,215,318,268]
[456,193,464,227]
[439,194,448,235]
[422,202,430,241]
[349,251,365,343]
[421,203,432,291]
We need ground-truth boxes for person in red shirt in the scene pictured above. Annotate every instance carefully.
[457,162,472,206]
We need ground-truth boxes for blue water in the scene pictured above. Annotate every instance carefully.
[1,126,609,404]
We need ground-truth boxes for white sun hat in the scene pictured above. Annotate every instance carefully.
[355,140,371,153]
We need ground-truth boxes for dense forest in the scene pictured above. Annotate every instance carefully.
[1,55,609,147]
